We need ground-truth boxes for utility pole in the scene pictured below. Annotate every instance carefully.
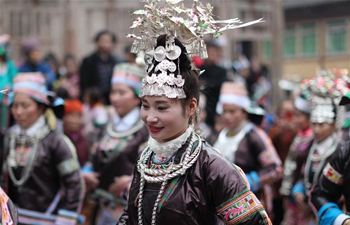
[270,0,284,112]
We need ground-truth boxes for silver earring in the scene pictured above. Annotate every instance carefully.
[195,108,201,124]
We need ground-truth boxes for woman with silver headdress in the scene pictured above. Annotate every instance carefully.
[309,69,350,225]
[118,1,270,224]
[288,71,350,225]
[119,35,271,225]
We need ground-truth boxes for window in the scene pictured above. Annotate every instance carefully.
[284,25,296,57]
[302,23,316,56]
[263,40,271,59]
[327,20,347,54]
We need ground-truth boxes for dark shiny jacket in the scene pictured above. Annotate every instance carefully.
[311,141,350,212]
[1,129,83,213]
[93,124,149,190]
[118,139,272,225]
[280,129,314,197]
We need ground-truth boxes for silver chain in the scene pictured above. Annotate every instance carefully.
[7,125,50,187]
[137,133,202,225]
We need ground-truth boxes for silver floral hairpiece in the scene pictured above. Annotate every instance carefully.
[128,0,263,99]
[300,68,350,129]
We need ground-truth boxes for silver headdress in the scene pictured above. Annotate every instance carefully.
[300,68,350,128]
[128,0,263,99]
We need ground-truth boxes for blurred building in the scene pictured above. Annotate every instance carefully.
[260,0,350,79]
[0,0,277,62]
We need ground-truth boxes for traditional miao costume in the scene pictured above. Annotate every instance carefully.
[1,73,83,224]
[84,63,149,225]
[118,1,271,224]
[0,182,17,224]
[213,82,282,214]
[286,70,350,225]
[280,92,314,225]
[310,69,350,225]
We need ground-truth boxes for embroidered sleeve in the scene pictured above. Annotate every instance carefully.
[57,158,80,177]
[310,144,348,215]
[206,147,272,225]
[0,187,16,225]
[323,163,343,185]
[252,128,282,186]
[52,134,83,212]
[216,190,265,224]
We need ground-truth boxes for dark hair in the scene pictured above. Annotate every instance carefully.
[205,41,220,49]
[56,87,70,99]
[44,52,59,67]
[86,87,103,105]
[94,30,117,44]
[150,35,201,111]
[124,45,137,58]
[63,54,76,64]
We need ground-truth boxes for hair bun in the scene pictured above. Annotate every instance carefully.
[155,35,192,72]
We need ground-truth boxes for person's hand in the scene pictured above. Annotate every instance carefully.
[82,172,99,192]
[108,175,132,197]
[294,193,307,211]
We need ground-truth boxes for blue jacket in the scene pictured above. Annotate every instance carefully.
[18,61,55,89]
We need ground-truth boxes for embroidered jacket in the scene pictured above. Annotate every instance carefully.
[311,141,350,225]
[90,119,149,190]
[214,123,282,195]
[0,186,18,224]
[1,127,83,213]
[280,128,314,197]
[291,133,340,204]
[118,138,272,225]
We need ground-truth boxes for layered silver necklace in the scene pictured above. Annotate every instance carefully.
[136,132,202,225]
[7,125,50,187]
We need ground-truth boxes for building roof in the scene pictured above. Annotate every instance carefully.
[284,0,349,9]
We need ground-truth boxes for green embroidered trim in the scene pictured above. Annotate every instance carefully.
[61,135,78,159]
[157,177,180,213]
[216,189,248,210]
[155,139,199,213]
[259,210,270,225]
[57,158,80,176]
[216,190,264,224]
[192,140,199,150]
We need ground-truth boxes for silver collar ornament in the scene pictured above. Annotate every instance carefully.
[128,0,263,99]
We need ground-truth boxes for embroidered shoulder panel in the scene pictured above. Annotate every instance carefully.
[216,190,264,224]
[258,149,279,166]
[323,163,343,185]
[0,187,15,225]
[57,158,80,177]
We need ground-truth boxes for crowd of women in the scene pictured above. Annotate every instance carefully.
[1,1,350,225]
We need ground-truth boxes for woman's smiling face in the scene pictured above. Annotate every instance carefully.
[141,96,196,143]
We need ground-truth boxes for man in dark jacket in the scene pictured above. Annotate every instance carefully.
[199,42,228,128]
[79,30,122,104]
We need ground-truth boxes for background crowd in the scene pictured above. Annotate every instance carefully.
[0,28,349,225]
